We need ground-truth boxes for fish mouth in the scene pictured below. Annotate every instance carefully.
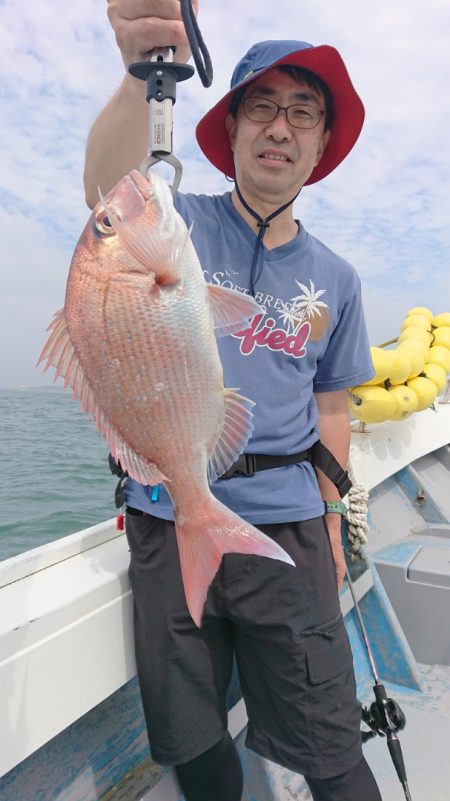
[98,170,153,231]
[129,169,154,200]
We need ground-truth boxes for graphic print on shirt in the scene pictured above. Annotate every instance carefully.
[207,273,330,358]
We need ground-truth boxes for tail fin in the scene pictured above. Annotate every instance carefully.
[175,498,295,627]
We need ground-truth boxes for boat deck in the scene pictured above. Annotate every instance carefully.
[1,405,449,801]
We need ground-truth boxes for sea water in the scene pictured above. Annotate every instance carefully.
[0,386,117,561]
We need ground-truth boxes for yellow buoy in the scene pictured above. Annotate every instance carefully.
[401,314,432,332]
[432,312,450,328]
[426,345,450,374]
[389,349,412,385]
[406,376,438,411]
[407,306,434,321]
[422,362,448,393]
[398,326,432,348]
[432,326,450,350]
[361,346,394,386]
[348,385,397,423]
[387,385,419,420]
[396,342,426,378]
[398,337,428,355]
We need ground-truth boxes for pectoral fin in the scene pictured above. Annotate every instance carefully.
[207,285,262,336]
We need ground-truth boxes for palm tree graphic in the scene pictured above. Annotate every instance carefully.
[278,279,328,334]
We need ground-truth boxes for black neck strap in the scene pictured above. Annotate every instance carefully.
[234,181,300,296]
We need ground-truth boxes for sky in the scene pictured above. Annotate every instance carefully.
[1,0,449,387]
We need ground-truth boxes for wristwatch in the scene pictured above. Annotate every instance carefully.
[324,500,347,517]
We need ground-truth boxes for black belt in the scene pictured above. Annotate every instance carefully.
[109,440,351,507]
[220,449,311,479]
[219,440,351,498]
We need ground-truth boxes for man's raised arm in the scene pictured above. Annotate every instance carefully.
[83,0,197,208]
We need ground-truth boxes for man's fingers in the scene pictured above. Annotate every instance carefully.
[107,1,199,70]
[116,18,190,51]
[108,0,183,23]
[108,0,197,24]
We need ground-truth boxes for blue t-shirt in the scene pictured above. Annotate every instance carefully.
[125,191,374,523]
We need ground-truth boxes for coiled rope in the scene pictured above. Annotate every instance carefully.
[346,461,370,558]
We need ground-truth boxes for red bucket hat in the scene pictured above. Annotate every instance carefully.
[196,40,365,185]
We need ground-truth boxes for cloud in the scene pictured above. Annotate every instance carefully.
[1,0,450,386]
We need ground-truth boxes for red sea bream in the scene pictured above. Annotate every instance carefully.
[39,169,294,625]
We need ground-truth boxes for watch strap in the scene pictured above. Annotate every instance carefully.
[324,500,347,517]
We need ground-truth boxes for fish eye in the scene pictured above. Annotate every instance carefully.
[93,210,116,238]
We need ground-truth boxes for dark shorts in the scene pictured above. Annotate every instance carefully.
[125,511,362,779]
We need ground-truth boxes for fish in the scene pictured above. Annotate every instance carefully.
[38,169,294,626]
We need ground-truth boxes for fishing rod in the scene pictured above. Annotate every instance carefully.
[345,566,413,801]
[127,0,213,192]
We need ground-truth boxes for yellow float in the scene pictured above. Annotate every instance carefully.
[398,326,432,348]
[426,345,450,374]
[407,306,433,321]
[396,342,426,378]
[432,326,450,350]
[361,347,394,386]
[351,306,450,427]
[401,314,432,332]
[422,362,448,393]
[432,312,450,328]
[389,349,412,385]
[348,385,397,423]
[406,376,438,411]
[387,385,419,420]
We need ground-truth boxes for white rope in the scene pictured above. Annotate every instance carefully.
[346,461,370,558]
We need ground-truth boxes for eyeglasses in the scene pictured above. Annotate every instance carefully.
[243,97,325,129]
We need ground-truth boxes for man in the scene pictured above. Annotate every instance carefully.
[84,4,381,800]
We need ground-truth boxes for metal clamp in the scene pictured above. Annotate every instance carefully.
[128,48,194,193]
[138,152,184,195]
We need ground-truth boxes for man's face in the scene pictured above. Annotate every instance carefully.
[226,68,330,204]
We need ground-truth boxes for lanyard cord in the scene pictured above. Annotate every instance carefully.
[234,181,300,296]
[180,0,213,87]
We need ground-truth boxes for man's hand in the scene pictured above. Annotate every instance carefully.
[107,0,199,69]
[84,0,199,206]
[325,513,346,588]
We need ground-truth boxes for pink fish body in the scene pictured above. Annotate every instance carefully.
[39,169,294,625]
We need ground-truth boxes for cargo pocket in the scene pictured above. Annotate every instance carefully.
[304,614,361,756]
